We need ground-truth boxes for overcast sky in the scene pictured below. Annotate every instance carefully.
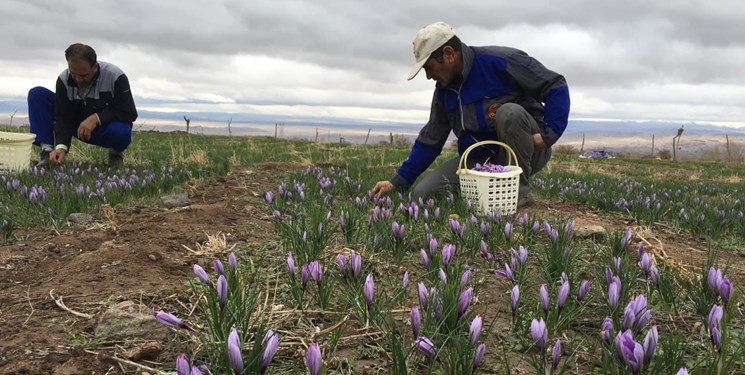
[2,0,745,128]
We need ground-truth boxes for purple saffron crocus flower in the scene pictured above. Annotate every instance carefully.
[265,191,274,203]
[557,279,570,311]
[643,325,657,365]
[616,330,644,374]
[719,277,733,303]
[639,253,652,275]
[438,268,447,285]
[539,284,550,315]
[300,264,310,286]
[428,237,438,256]
[228,252,237,275]
[336,254,347,276]
[227,328,244,375]
[176,354,191,375]
[460,268,473,288]
[415,336,436,359]
[470,315,482,345]
[305,342,322,375]
[420,249,430,269]
[153,311,194,331]
[193,264,212,286]
[600,317,614,343]
[350,252,361,278]
[552,338,562,369]
[620,227,633,250]
[517,245,528,265]
[217,275,228,307]
[287,252,296,276]
[708,304,723,331]
[402,272,410,289]
[495,263,514,283]
[260,330,280,371]
[510,284,520,313]
[650,265,660,287]
[676,368,689,375]
[707,267,721,292]
[530,318,548,351]
[608,278,621,309]
[411,306,421,336]
[504,222,513,240]
[418,282,429,311]
[711,325,722,352]
[212,259,225,275]
[309,261,323,284]
[577,280,590,302]
[442,244,456,266]
[458,287,474,318]
[363,274,375,308]
[473,343,486,369]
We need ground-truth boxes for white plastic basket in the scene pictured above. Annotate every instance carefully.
[0,131,36,173]
[457,140,523,215]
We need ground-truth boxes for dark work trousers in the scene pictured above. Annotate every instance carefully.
[410,103,551,200]
[28,86,132,153]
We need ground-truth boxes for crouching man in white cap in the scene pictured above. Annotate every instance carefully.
[372,22,570,208]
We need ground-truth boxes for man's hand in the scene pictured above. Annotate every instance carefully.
[77,114,99,141]
[533,133,547,151]
[372,181,394,198]
[49,149,67,164]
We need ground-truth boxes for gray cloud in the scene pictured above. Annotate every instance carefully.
[1,0,744,126]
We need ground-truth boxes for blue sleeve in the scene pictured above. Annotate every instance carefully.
[542,85,570,145]
[392,140,443,187]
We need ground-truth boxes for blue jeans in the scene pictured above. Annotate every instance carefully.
[28,87,132,153]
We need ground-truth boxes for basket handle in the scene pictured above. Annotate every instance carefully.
[457,140,519,172]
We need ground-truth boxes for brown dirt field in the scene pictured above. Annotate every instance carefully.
[1,162,743,374]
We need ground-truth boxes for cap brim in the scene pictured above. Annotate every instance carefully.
[407,58,427,80]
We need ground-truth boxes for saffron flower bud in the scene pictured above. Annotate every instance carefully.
[287,252,295,276]
[176,354,191,375]
[442,244,456,266]
[228,252,237,275]
[363,274,375,308]
[600,316,613,343]
[336,254,347,276]
[458,287,474,318]
[227,328,244,375]
[420,249,430,269]
[557,279,570,311]
[350,252,361,278]
[402,271,410,289]
[418,282,429,311]
[305,342,322,375]
[438,268,447,285]
[510,284,520,313]
[469,315,482,345]
[212,259,225,275]
[153,311,194,331]
[193,264,212,286]
[577,280,590,302]
[643,325,657,365]
[260,330,280,371]
[410,306,421,337]
[530,318,548,351]
[540,284,550,315]
[217,275,228,307]
[473,343,486,369]
[552,338,562,369]
[415,336,436,359]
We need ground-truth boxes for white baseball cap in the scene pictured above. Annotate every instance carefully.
[407,22,456,80]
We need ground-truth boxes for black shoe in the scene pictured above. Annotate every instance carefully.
[517,193,535,208]
[108,153,124,168]
[37,150,51,167]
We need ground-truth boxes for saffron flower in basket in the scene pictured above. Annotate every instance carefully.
[471,162,508,173]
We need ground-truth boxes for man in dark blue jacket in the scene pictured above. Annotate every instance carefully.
[28,43,137,167]
[372,22,570,208]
